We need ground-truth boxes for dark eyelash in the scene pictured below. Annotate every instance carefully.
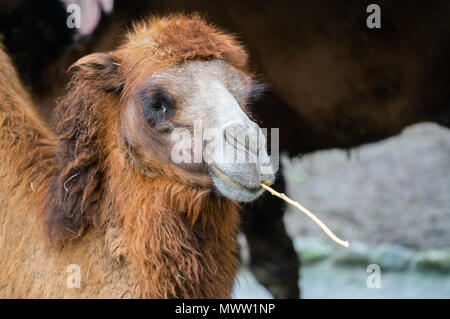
[139,88,175,126]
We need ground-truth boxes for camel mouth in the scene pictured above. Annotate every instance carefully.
[208,165,266,202]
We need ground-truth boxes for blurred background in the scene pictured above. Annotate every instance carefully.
[234,122,450,298]
[1,0,449,298]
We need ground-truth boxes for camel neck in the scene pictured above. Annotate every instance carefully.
[103,158,241,298]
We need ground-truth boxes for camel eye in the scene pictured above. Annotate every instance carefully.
[151,99,167,112]
[140,88,175,126]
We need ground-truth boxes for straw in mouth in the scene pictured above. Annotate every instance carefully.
[260,183,349,248]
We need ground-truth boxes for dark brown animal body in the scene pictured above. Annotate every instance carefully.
[132,0,450,155]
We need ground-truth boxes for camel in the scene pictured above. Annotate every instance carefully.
[4,1,450,299]
[0,14,275,298]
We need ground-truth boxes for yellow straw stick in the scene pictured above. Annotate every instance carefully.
[261,183,349,248]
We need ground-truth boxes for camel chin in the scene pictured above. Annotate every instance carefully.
[208,164,272,202]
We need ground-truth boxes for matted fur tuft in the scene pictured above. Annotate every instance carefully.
[44,53,121,245]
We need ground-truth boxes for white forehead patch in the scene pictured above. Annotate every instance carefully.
[193,77,249,129]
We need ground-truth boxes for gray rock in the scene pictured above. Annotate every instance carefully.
[369,243,413,271]
[333,242,371,266]
[300,248,333,264]
[283,123,450,250]
[416,250,450,273]
[293,237,333,264]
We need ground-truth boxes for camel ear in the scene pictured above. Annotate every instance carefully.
[44,53,121,245]
[69,53,122,92]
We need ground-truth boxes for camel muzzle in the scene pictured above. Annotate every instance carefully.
[208,123,275,202]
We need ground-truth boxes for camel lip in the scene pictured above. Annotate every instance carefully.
[208,165,262,194]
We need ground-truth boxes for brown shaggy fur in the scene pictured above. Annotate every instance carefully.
[0,14,250,298]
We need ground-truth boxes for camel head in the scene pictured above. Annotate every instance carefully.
[114,15,275,202]
[112,14,274,201]
[47,14,275,243]
[119,57,275,202]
